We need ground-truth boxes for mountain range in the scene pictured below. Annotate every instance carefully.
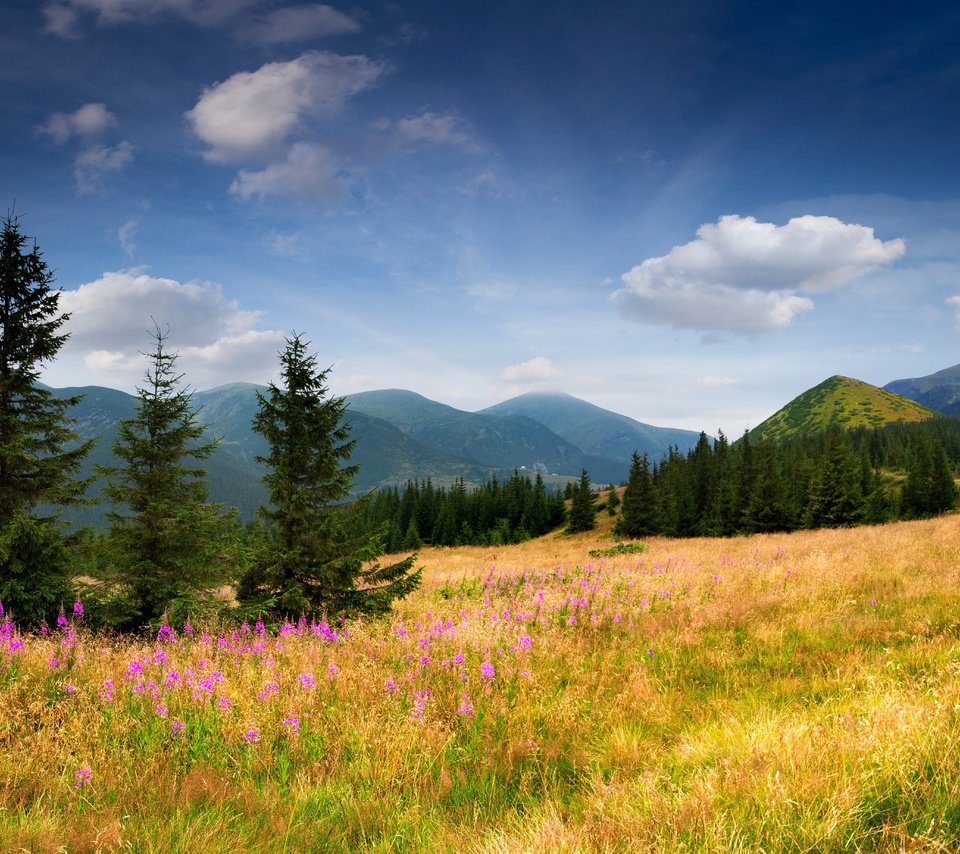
[48,383,703,527]
[44,360,960,528]
[884,364,960,417]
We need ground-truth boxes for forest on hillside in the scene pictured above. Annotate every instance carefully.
[346,418,960,547]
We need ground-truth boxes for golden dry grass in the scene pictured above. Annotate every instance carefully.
[3,514,960,851]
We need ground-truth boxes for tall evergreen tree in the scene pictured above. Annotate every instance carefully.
[902,433,957,518]
[616,451,660,538]
[566,468,597,533]
[238,335,420,618]
[803,427,865,528]
[690,432,716,535]
[707,431,739,536]
[99,325,227,628]
[0,213,92,626]
[741,439,790,532]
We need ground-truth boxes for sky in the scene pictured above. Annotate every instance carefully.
[2,1,960,435]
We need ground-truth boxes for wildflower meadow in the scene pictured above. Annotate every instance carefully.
[3,513,960,851]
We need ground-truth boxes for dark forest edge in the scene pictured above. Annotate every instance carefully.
[343,417,959,548]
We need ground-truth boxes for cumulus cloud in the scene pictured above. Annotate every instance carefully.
[185,51,383,163]
[501,357,562,385]
[230,142,342,200]
[38,102,116,143]
[58,269,285,387]
[74,140,135,194]
[238,4,360,44]
[392,112,476,150]
[613,214,906,335]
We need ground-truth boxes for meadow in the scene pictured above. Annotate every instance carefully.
[3,514,960,852]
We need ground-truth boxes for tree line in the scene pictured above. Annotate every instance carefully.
[614,423,958,539]
[346,470,569,549]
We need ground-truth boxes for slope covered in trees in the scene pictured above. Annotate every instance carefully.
[613,420,958,540]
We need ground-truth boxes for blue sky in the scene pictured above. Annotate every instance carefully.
[3,1,959,434]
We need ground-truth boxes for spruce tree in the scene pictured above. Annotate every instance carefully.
[99,325,227,628]
[238,335,420,618]
[0,213,92,626]
[803,427,864,528]
[741,439,789,532]
[566,468,597,533]
[615,451,660,538]
[902,433,957,518]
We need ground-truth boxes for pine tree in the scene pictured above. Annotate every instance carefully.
[0,213,92,626]
[615,451,660,538]
[238,335,420,618]
[566,468,597,533]
[99,325,227,628]
[902,433,957,518]
[523,473,550,535]
[741,439,789,532]
[803,427,865,528]
[707,431,739,535]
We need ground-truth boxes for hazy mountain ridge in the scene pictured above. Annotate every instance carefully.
[47,369,954,529]
[345,389,627,484]
[885,364,960,417]
[748,375,939,443]
[49,383,671,527]
[479,391,703,461]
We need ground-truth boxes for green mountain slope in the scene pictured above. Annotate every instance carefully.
[41,381,712,528]
[346,389,627,483]
[885,364,960,417]
[49,384,512,527]
[749,375,939,443]
[479,391,703,461]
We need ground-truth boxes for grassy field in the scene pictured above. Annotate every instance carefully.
[3,514,960,852]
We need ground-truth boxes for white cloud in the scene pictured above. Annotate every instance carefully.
[38,102,116,143]
[42,3,83,37]
[74,140,135,194]
[393,112,476,150]
[239,4,360,45]
[58,270,284,387]
[117,217,137,256]
[901,342,925,354]
[230,142,342,200]
[501,357,562,385]
[697,375,737,388]
[186,51,383,163]
[613,214,906,335]
[42,0,258,36]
